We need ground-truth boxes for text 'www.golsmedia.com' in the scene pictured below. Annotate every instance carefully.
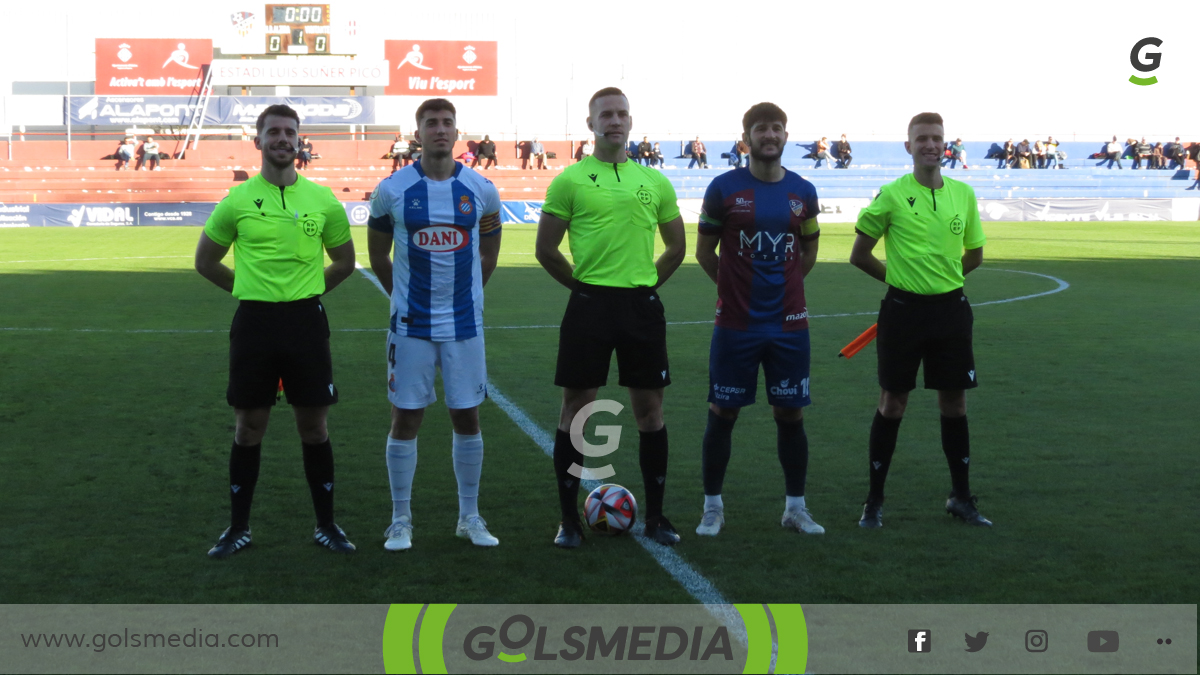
[20,628,279,652]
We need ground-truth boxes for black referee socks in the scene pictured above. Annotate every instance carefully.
[775,418,809,498]
[302,439,336,529]
[868,411,903,502]
[639,426,669,521]
[552,428,584,523]
[228,442,261,530]
[940,414,971,499]
[701,410,736,496]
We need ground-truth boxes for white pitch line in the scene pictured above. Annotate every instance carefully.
[0,255,192,264]
[972,268,1070,305]
[0,269,1071,340]
[353,263,744,639]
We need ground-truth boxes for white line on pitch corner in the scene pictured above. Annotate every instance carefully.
[353,263,746,641]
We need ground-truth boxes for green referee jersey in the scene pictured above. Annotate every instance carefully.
[855,173,986,295]
[542,155,681,288]
[204,173,352,302]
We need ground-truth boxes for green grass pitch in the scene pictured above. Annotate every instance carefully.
[1,221,1197,605]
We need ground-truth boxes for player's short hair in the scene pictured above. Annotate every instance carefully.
[415,98,456,126]
[588,87,627,111]
[742,102,787,134]
[907,112,944,134]
[256,104,300,134]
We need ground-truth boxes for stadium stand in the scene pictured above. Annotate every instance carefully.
[1,139,1195,205]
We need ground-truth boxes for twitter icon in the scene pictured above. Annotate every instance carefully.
[965,632,989,652]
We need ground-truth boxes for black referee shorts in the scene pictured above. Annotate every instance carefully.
[227,297,339,409]
[876,286,977,393]
[554,282,671,390]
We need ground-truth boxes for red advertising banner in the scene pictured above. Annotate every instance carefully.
[383,40,497,96]
[96,38,214,95]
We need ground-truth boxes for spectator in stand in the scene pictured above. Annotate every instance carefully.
[651,142,664,168]
[137,136,161,171]
[1133,137,1152,169]
[581,139,594,160]
[836,134,852,168]
[1106,136,1124,169]
[473,135,497,170]
[999,139,1015,168]
[1165,137,1185,170]
[391,134,406,174]
[1016,139,1032,169]
[406,137,422,166]
[947,138,968,169]
[637,136,653,166]
[689,137,708,168]
[1151,142,1164,169]
[531,136,547,169]
[1044,136,1059,169]
[1034,139,1046,169]
[297,136,314,169]
[814,136,833,168]
[116,136,137,171]
[729,141,742,167]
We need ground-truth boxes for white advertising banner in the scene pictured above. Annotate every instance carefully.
[209,58,390,86]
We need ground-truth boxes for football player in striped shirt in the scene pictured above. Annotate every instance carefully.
[694,102,825,537]
[367,99,503,551]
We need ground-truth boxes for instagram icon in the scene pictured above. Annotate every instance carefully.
[1025,630,1049,652]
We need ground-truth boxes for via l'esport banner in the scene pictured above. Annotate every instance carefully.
[66,96,375,126]
[0,202,371,227]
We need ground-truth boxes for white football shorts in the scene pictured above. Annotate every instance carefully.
[386,332,488,409]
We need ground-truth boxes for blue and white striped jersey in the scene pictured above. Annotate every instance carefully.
[368,161,502,342]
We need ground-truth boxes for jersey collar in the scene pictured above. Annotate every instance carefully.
[413,160,463,181]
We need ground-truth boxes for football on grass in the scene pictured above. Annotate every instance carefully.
[584,484,637,534]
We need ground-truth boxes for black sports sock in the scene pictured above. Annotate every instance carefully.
[639,426,669,521]
[701,410,736,495]
[228,442,261,530]
[868,411,903,502]
[941,414,971,499]
[775,417,809,498]
[302,439,335,528]
[552,428,584,522]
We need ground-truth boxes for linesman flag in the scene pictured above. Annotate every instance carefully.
[838,324,877,359]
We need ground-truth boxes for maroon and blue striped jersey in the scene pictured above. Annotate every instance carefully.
[698,168,820,333]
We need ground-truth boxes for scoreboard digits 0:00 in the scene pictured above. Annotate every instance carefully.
[267,4,330,26]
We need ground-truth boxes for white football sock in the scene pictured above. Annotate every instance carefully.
[386,436,417,523]
[704,494,724,511]
[786,495,807,512]
[452,432,484,520]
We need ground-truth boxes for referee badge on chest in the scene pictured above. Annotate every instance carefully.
[636,187,653,205]
[949,215,964,235]
[301,216,322,237]
[458,195,474,215]
[789,199,806,218]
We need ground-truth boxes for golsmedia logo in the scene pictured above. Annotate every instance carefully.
[464,614,733,663]
[1129,37,1162,86]
[380,603,809,674]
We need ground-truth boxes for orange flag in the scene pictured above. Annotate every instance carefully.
[838,324,878,359]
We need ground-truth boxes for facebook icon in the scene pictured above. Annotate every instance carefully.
[908,629,932,653]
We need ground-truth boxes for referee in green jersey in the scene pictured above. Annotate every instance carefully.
[536,87,688,548]
[195,104,359,557]
[850,112,992,529]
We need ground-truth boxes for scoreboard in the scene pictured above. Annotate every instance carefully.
[265,4,330,54]
[223,3,360,55]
